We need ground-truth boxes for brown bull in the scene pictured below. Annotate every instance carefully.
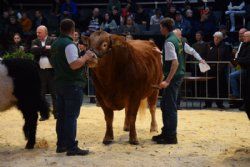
[86,31,163,145]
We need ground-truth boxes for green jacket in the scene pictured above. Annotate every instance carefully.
[162,32,185,78]
[51,34,87,87]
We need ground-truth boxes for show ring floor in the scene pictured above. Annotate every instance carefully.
[0,105,249,167]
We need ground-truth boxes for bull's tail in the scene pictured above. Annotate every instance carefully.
[39,96,50,120]
[138,98,148,119]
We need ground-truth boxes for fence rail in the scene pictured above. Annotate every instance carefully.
[86,61,243,102]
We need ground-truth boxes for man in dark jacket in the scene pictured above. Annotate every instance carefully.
[31,25,56,120]
[204,31,232,109]
[236,31,250,119]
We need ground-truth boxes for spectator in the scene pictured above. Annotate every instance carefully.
[225,0,246,32]
[73,30,80,45]
[111,7,121,26]
[198,7,216,40]
[100,12,118,33]
[78,39,88,57]
[52,0,61,16]
[8,33,27,53]
[185,9,198,38]
[134,4,150,30]
[219,25,233,45]
[33,10,48,30]
[125,0,137,14]
[150,8,164,25]
[166,5,176,19]
[161,0,174,18]
[85,8,102,34]
[19,12,32,34]
[229,28,248,99]
[118,16,140,35]
[174,11,191,37]
[61,0,78,20]
[30,25,57,120]
[236,31,250,119]
[107,0,121,14]
[52,0,61,23]
[192,31,210,60]
[204,32,232,109]
[5,16,23,41]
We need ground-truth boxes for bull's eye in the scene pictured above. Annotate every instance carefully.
[102,42,108,49]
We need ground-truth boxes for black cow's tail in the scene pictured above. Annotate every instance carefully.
[39,96,50,120]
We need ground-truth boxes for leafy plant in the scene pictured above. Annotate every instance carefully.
[2,49,34,60]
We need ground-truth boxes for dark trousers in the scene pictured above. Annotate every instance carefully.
[160,76,183,137]
[56,85,84,151]
[40,68,56,115]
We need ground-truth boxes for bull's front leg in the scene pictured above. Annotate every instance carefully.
[128,100,140,145]
[103,108,114,145]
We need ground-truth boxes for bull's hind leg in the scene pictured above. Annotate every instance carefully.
[148,90,159,132]
[127,100,140,145]
[123,107,130,131]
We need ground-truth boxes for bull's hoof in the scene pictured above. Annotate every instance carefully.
[25,143,34,149]
[129,140,139,145]
[123,127,130,132]
[150,123,158,133]
[150,127,158,133]
[103,140,113,145]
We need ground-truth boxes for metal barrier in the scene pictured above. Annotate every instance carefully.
[182,61,243,101]
[86,61,244,102]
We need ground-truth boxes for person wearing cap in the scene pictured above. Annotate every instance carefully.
[204,31,232,109]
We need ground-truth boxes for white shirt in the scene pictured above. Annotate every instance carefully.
[235,42,243,58]
[65,44,79,64]
[164,42,177,61]
[39,36,53,69]
[184,43,202,61]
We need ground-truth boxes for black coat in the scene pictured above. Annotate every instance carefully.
[30,36,55,65]
[236,42,250,119]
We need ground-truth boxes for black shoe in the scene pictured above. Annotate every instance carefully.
[56,147,67,153]
[217,105,225,110]
[152,133,166,142]
[66,147,89,156]
[239,104,245,111]
[156,136,178,144]
[39,117,48,121]
[203,105,211,109]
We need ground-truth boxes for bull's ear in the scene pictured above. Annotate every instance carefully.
[110,34,126,48]
[81,35,90,49]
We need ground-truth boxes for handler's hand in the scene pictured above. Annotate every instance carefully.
[153,47,162,54]
[159,81,170,89]
[199,59,206,64]
[83,50,95,61]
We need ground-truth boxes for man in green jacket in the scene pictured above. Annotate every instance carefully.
[51,19,94,156]
[152,18,185,144]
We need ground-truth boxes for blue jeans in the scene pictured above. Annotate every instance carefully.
[160,76,183,137]
[230,70,245,97]
[56,85,84,151]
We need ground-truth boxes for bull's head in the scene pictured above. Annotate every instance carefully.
[84,30,126,68]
